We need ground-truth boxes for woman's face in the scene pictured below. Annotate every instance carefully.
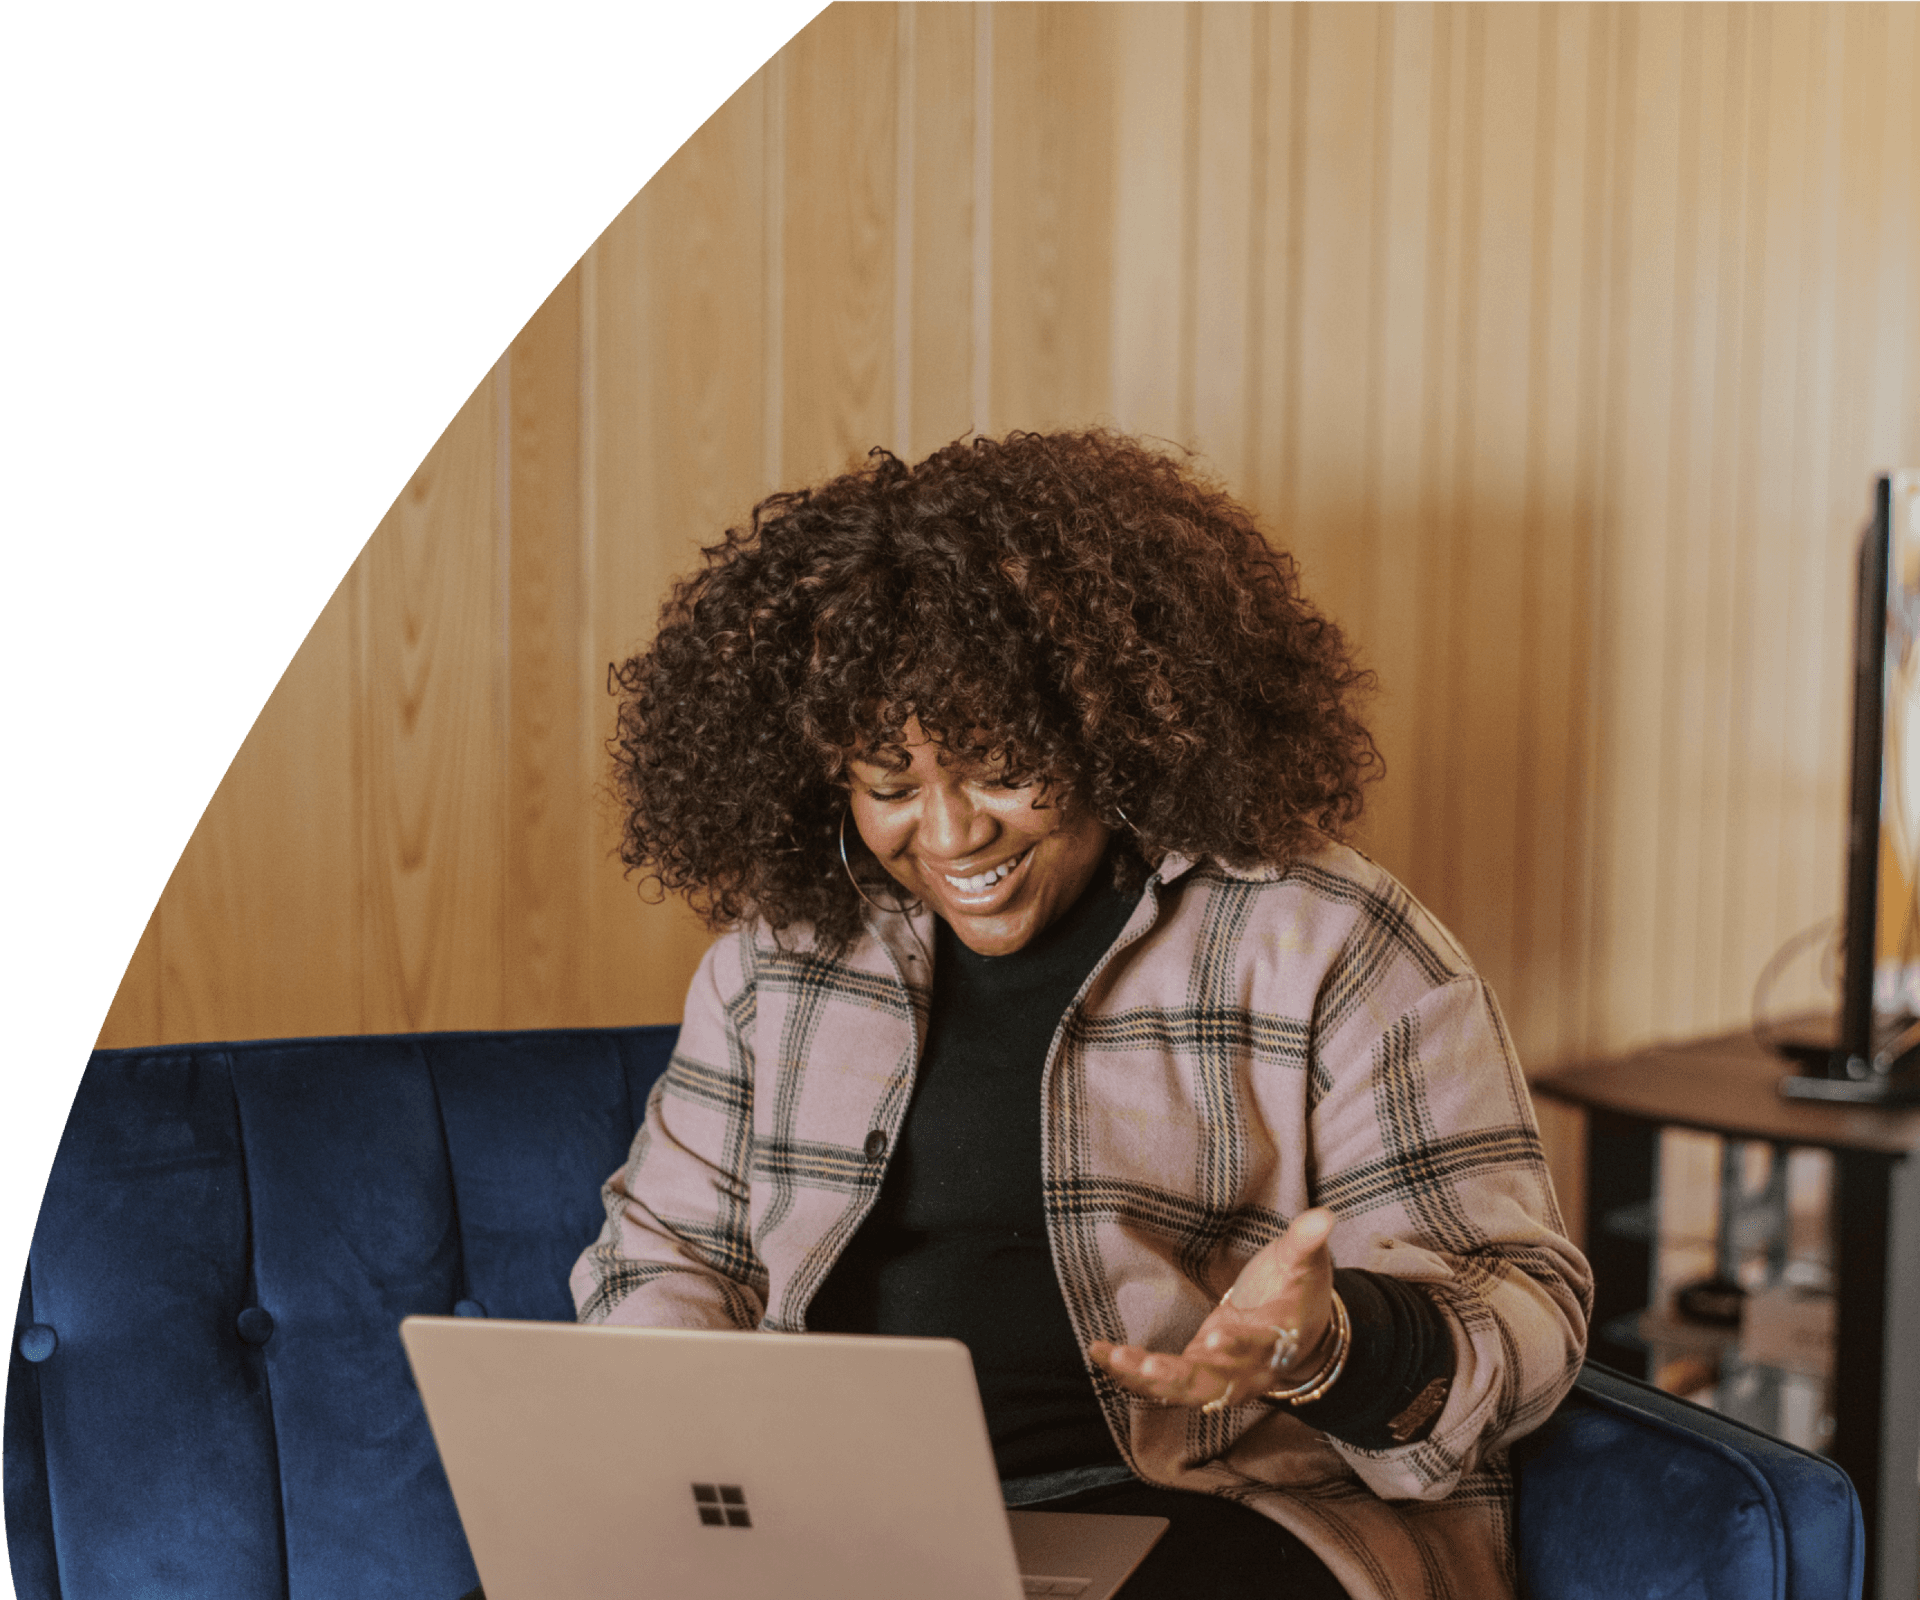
[846,719,1113,956]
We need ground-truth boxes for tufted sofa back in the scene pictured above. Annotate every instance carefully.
[7,1026,675,1600]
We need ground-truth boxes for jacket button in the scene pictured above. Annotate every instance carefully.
[453,1299,487,1318]
[17,1324,56,1363]
[235,1306,275,1346]
[863,1129,888,1160]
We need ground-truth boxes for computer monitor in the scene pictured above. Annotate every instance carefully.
[1781,470,1920,1105]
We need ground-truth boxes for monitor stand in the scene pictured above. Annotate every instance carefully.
[1777,1016,1920,1106]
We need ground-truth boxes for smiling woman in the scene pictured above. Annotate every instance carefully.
[844,721,1112,956]
[579,429,1590,1600]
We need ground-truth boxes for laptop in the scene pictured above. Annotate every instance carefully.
[401,1317,1167,1600]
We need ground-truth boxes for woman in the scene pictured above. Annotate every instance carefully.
[572,429,1590,1600]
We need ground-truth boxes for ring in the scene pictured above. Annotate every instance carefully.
[1265,1325,1301,1373]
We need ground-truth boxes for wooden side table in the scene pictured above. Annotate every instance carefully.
[1536,1032,1920,1600]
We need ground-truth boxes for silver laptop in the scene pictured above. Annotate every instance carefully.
[401,1317,1166,1600]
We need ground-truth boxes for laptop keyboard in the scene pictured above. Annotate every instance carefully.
[1020,1579,1090,1596]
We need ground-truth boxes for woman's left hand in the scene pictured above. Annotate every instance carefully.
[1087,1207,1337,1410]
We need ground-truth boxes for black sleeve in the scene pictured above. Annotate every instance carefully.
[1281,1268,1455,1449]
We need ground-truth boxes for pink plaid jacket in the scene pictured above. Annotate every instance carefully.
[572,843,1591,1600]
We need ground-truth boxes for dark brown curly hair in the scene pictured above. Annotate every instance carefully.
[610,428,1380,946]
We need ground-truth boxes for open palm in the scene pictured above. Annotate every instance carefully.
[1087,1207,1338,1409]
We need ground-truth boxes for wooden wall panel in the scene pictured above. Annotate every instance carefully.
[504,269,588,1028]
[167,571,362,1043]
[1875,5,1920,465]
[582,72,772,1029]
[1188,3,1262,492]
[781,2,898,486]
[1445,6,1541,1002]
[1349,2,1440,906]
[1658,3,1744,1048]
[95,0,1920,1262]
[1249,6,1304,546]
[903,1,978,458]
[989,3,1117,435]
[579,198,657,1030]
[356,374,507,1033]
[1402,3,1473,933]
[1282,3,1384,644]
[1505,1,1607,1070]
[1648,1,1727,1046]
[94,910,161,1048]
[110,570,360,1045]
[1108,5,1188,443]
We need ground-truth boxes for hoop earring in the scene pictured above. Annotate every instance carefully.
[839,811,918,915]
[1114,805,1137,834]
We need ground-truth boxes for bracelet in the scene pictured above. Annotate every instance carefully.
[1263,1289,1350,1406]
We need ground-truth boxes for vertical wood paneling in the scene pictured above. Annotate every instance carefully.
[1284,4,1383,642]
[93,0,1920,1239]
[1728,4,1813,1004]
[504,269,588,1028]
[972,5,994,436]
[1405,4,1473,922]
[94,910,162,1048]
[1674,4,1750,1050]
[1582,3,1645,1053]
[988,3,1116,433]
[579,200,656,1030]
[106,559,364,1045]
[1506,2,1604,1069]
[1783,5,1846,964]
[1109,4,1188,442]
[1877,5,1920,463]
[781,2,897,486]
[1354,4,1437,889]
[1602,0,1685,1043]
[1188,4,1260,491]
[1447,6,1540,1003]
[583,71,771,1029]
[1649,2,1724,1041]
[905,1,977,457]
[1250,5,1305,547]
[357,375,506,1032]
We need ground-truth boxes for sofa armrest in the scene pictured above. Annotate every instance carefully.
[1511,1361,1863,1600]
[6,1275,59,1600]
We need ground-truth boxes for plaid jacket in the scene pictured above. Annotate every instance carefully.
[572,843,1591,1600]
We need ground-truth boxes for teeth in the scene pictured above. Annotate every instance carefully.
[944,852,1025,894]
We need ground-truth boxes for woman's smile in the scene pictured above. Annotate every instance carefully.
[938,845,1032,902]
[846,721,1111,955]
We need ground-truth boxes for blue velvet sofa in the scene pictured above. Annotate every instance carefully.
[8,1026,1864,1600]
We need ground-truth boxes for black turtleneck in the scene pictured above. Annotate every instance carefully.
[804,859,1139,1478]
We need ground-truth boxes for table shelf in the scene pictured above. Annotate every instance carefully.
[1537,1030,1919,1600]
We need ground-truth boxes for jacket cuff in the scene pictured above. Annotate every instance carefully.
[1282,1268,1455,1448]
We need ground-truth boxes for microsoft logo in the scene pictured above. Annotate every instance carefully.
[691,1483,752,1528]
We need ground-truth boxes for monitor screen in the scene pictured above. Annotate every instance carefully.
[1875,469,1920,1024]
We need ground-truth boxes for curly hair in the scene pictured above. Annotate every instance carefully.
[610,428,1380,946]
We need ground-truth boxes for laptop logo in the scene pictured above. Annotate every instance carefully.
[691,1483,752,1528]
